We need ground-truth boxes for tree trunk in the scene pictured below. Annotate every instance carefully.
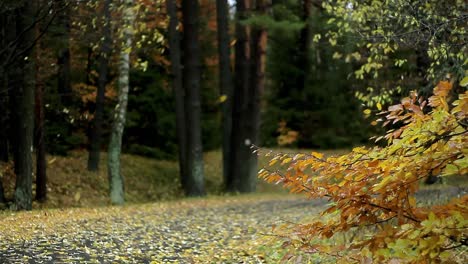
[6,12,18,172]
[216,0,234,190]
[35,29,47,202]
[229,0,252,192]
[181,0,205,196]
[88,0,112,171]
[0,14,5,201]
[297,0,311,89]
[246,0,269,192]
[56,1,72,105]
[166,0,188,189]
[108,0,135,205]
[0,14,9,162]
[13,2,36,210]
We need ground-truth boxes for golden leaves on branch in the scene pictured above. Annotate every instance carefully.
[259,80,468,263]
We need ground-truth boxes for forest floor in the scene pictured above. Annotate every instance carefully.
[0,150,466,263]
[0,194,324,263]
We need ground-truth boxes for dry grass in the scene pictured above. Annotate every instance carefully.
[0,149,296,209]
[1,148,463,210]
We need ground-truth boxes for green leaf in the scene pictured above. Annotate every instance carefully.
[460,76,468,87]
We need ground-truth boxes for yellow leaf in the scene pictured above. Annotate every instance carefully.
[74,192,81,202]
[460,76,468,87]
[218,95,228,103]
[311,152,324,159]
[377,102,382,111]
[363,109,372,115]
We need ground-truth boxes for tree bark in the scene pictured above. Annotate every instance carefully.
[56,1,72,105]
[229,0,252,192]
[108,0,135,205]
[246,0,269,192]
[297,0,311,89]
[216,0,234,190]
[13,2,36,210]
[0,14,9,162]
[6,12,18,171]
[181,0,205,196]
[166,0,188,189]
[34,27,47,202]
[88,0,112,171]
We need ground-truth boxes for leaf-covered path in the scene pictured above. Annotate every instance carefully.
[0,195,324,263]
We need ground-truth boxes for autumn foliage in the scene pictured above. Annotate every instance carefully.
[259,80,468,263]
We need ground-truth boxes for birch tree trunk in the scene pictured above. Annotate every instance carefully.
[216,0,234,190]
[181,0,205,196]
[107,0,135,205]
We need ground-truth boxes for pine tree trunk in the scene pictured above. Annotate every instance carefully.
[166,0,188,189]
[0,66,9,162]
[56,1,72,105]
[216,0,234,190]
[6,12,18,172]
[230,0,252,192]
[14,2,36,210]
[88,0,112,171]
[246,0,269,192]
[297,0,311,89]
[182,0,205,196]
[108,0,135,205]
[35,32,47,202]
[0,14,9,162]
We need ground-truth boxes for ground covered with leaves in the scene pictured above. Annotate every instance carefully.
[0,194,324,263]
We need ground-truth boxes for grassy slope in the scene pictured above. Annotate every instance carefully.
[0,148,465,210]
[0,150,291,209]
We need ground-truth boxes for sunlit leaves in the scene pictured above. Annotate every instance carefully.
[260,83,468,262]
[321,0,467,104]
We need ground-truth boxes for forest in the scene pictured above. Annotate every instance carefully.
[0,0,466,263]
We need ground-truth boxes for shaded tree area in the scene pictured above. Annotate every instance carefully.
[2,0,461,211]
[261,0,371,149]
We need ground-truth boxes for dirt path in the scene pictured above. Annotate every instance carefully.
[0,195,325,263]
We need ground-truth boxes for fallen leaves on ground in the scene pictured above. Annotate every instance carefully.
[0,194,324,263]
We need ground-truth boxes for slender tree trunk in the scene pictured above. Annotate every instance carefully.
[181,0,205,196]
[108,0,135,205]
[35,29,47,202]
[56,1,72,105]
[0,14,9,162]
[0,14,5,202]
[246,0,269,192]
[88,0,112,171]
[14,2,36,210]
[297,0,311,90]
[166,0,188,189]
[229,0,251,192]
[216,0,234,190]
